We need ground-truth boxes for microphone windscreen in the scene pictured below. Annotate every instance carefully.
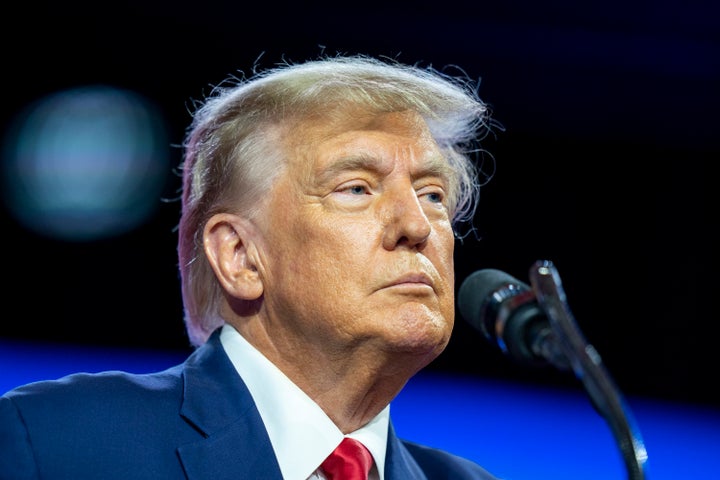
[458,268,524,331]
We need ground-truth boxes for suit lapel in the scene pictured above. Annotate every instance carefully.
[174,331,432,480]
[384,422,428,480]
[176,330,283,480]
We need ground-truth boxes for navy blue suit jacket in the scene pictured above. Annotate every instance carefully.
[0,330,499,479]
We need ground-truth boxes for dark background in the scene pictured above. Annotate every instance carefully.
[2,1,718,408]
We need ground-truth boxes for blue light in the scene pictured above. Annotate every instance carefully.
[1,85,170,241]
[1,339,718,478]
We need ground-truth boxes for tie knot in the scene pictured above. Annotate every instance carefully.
[320,437,374,480]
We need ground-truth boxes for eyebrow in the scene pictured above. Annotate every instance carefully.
[414,155,454,184]
[318,154,387,179]
[316,152,453,185]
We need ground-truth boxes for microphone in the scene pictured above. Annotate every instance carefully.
[458,263,650,478]
[457,268,569,370]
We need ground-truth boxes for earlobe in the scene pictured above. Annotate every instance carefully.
[203,213,264,300]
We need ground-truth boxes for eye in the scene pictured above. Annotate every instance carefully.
[337,183,371,196]
[418,187,445,206]
[424,191,443,204]
[347,185,368,195]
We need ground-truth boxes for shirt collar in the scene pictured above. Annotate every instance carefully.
[220,324,389,480]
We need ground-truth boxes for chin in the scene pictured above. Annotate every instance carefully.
[386,311,453,357]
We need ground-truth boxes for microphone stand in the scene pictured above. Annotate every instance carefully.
[528,260,649,479]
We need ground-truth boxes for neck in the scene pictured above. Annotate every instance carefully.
[230,316,436,433]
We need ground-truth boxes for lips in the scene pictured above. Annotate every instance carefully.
[386,272,434,289]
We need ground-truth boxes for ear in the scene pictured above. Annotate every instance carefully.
[203,213,264,301]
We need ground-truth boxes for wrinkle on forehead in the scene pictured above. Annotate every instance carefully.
[362,110,432,136]
[283,109,450,181]
[284,108,434,151]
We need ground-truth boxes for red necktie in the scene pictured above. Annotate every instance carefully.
[320,437,374,480]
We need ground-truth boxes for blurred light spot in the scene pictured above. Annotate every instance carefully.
[2,85,170,241]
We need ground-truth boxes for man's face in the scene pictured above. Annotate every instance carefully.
[255,109,456,362]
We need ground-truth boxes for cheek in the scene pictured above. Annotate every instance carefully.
[436,226,457,311]
[436,223,456,273]
[284,214,377,277]
[306,224,377,282]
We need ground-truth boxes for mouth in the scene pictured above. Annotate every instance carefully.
[385,272,434,291]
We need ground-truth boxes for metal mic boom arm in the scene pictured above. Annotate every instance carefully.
[528,260,649,480]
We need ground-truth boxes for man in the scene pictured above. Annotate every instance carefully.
[0,54,500,479]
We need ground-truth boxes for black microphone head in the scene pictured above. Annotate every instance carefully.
[458,268,551,367]
[458,268,529,332]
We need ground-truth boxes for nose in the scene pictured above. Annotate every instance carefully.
[381,186,432,250]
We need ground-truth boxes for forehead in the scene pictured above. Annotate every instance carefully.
[283,109,446,174]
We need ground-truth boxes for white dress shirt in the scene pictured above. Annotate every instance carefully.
[220,324,389,480]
